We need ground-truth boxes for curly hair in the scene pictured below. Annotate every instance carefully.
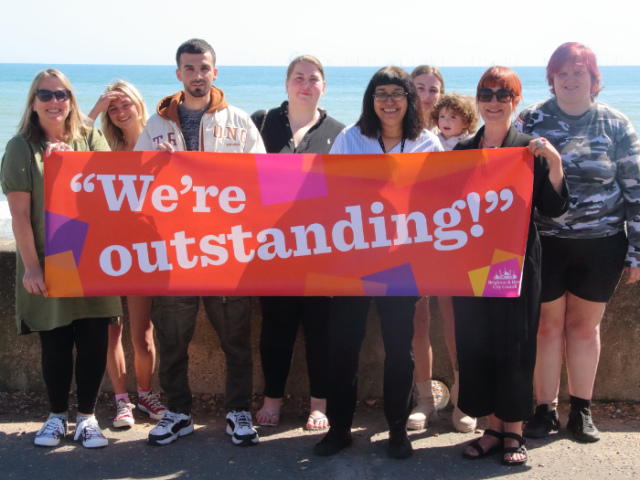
[429,93,479,135]
[356,66,425,140]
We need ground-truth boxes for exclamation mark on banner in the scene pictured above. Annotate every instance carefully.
[467,192,484,237]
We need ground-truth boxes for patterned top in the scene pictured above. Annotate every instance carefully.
[330,124,443,154]
[178,105,207,151]
[516,98,640,267]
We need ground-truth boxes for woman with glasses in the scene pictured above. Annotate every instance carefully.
[313,66,443,460]
[451,66,568,466]
[87,81,167,429]
[1,69,122,448]
[250,55,344,431]
[517,43,640,443]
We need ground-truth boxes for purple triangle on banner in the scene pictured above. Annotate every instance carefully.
[361,263,419,296]
[45,211,90,267]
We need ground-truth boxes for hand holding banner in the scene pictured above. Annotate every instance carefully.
[44,149,533,297]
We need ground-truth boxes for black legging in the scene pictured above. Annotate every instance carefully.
[326,296,417,433]
[38,318,110,414]
[259,296,330,399]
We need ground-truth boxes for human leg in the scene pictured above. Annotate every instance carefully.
[412,296,432,382]
[39,324,75,414]
[149,296,199,415]
[257,296,301,425]
[127,296,155,392]
[106,322,127,396]
[73,318,110,416]
[300,296,331,430]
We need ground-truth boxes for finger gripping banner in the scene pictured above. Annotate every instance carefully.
[44,149,534,297]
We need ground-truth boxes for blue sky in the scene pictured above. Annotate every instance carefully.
[1,0,636,66]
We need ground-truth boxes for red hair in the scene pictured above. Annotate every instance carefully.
[476,66,522,110]
[546,42,602,97]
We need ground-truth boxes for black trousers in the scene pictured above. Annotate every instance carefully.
[326,296,417,432]
[38,318,110,415]
[259,296,330,399]
[453,296,538,423]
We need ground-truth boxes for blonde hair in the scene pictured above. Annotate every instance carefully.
[100,80,149,151]
[286,55,325,80]
[17,69,89,143]
[430,93,479,135]
[410,65,445,94]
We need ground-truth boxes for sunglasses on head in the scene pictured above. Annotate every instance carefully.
[35,89,71,102]
[477,88,514,103]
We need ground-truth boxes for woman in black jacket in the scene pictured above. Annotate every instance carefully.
[452,66,568,466]
[250,55,344,431]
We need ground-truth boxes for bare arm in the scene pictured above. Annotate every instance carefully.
[7,192,47,296]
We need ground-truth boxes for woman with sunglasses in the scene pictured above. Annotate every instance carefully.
[87,81,167,429]
[451,67,568,466]
[1,69,122,448]
[517,43,640,443]
[313,66,443,460]
[250,55,345,432]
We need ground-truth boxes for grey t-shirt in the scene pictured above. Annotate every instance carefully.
[178,105,207,151]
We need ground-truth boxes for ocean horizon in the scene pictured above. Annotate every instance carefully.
[1,63,640,241]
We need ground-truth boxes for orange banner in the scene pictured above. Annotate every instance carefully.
[44,149,533,297]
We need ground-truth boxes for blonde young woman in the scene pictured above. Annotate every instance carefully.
[1,69,122,448]
[87,81,167,428]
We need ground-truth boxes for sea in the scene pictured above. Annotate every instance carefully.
[1,63,639,242]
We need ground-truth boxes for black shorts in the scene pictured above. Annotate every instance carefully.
[540,232,627,303]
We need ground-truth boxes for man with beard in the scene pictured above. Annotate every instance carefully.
[135,38,265,447]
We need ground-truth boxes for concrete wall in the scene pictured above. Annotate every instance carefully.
[1,246,639,401]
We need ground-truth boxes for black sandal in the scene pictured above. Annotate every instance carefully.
[462,429,504,460]
[501,432,528,466]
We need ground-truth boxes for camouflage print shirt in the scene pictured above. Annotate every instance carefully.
[516,98,640,267]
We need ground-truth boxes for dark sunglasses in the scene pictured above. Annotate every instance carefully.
[477,88,514,103]
[35,89,72,102]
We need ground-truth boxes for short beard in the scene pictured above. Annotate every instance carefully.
[185,84,209,98]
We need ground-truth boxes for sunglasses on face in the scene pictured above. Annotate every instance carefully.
[35,89,72,102]
[373,92,408,102]
[477,88,514,103]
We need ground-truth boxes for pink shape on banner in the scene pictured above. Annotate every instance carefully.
[255,154,328,206]
[483,258,522,297]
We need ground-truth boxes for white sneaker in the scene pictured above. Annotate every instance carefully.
[74,416,108,448]
[34,415,67,447]
[147,411,194,446]
[226,411,259,446]
[113,400,136,428]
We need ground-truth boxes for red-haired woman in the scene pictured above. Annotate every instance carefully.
[452,67,568,466]
[517,43,640,443]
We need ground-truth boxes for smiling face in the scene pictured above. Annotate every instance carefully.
[414,73,442,114]
[32,75,71,130]
[107,91,140,131]
[438,107,469,140]
[553,60,592,105]
[373,84,408,131]
[285,61,325,108]
[477,86,515,126]
[176,51,217,99]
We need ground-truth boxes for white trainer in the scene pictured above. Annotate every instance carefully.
[147,411,194,446]
[226,411,259,446]
[74,416,108,448]
[113,400,135,428]
[34,416,68,447]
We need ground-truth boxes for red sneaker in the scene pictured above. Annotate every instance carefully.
[137,392,167,420]
[113,400,135,428]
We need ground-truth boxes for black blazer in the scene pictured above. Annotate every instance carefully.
[453,124,569,351]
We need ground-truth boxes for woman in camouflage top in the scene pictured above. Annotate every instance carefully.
[517,42,640,443]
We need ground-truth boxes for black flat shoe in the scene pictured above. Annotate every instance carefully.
[388,430,412,459]
[462,429,504,460]
[313,428,353,456]
[523,404,560,438]
[567,406,601,443]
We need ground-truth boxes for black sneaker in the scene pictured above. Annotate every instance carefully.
[523,404,560,438]
[313,428,353,456]
[148,411,194,446]
[567,406,600,443]
[388,430,413,459]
